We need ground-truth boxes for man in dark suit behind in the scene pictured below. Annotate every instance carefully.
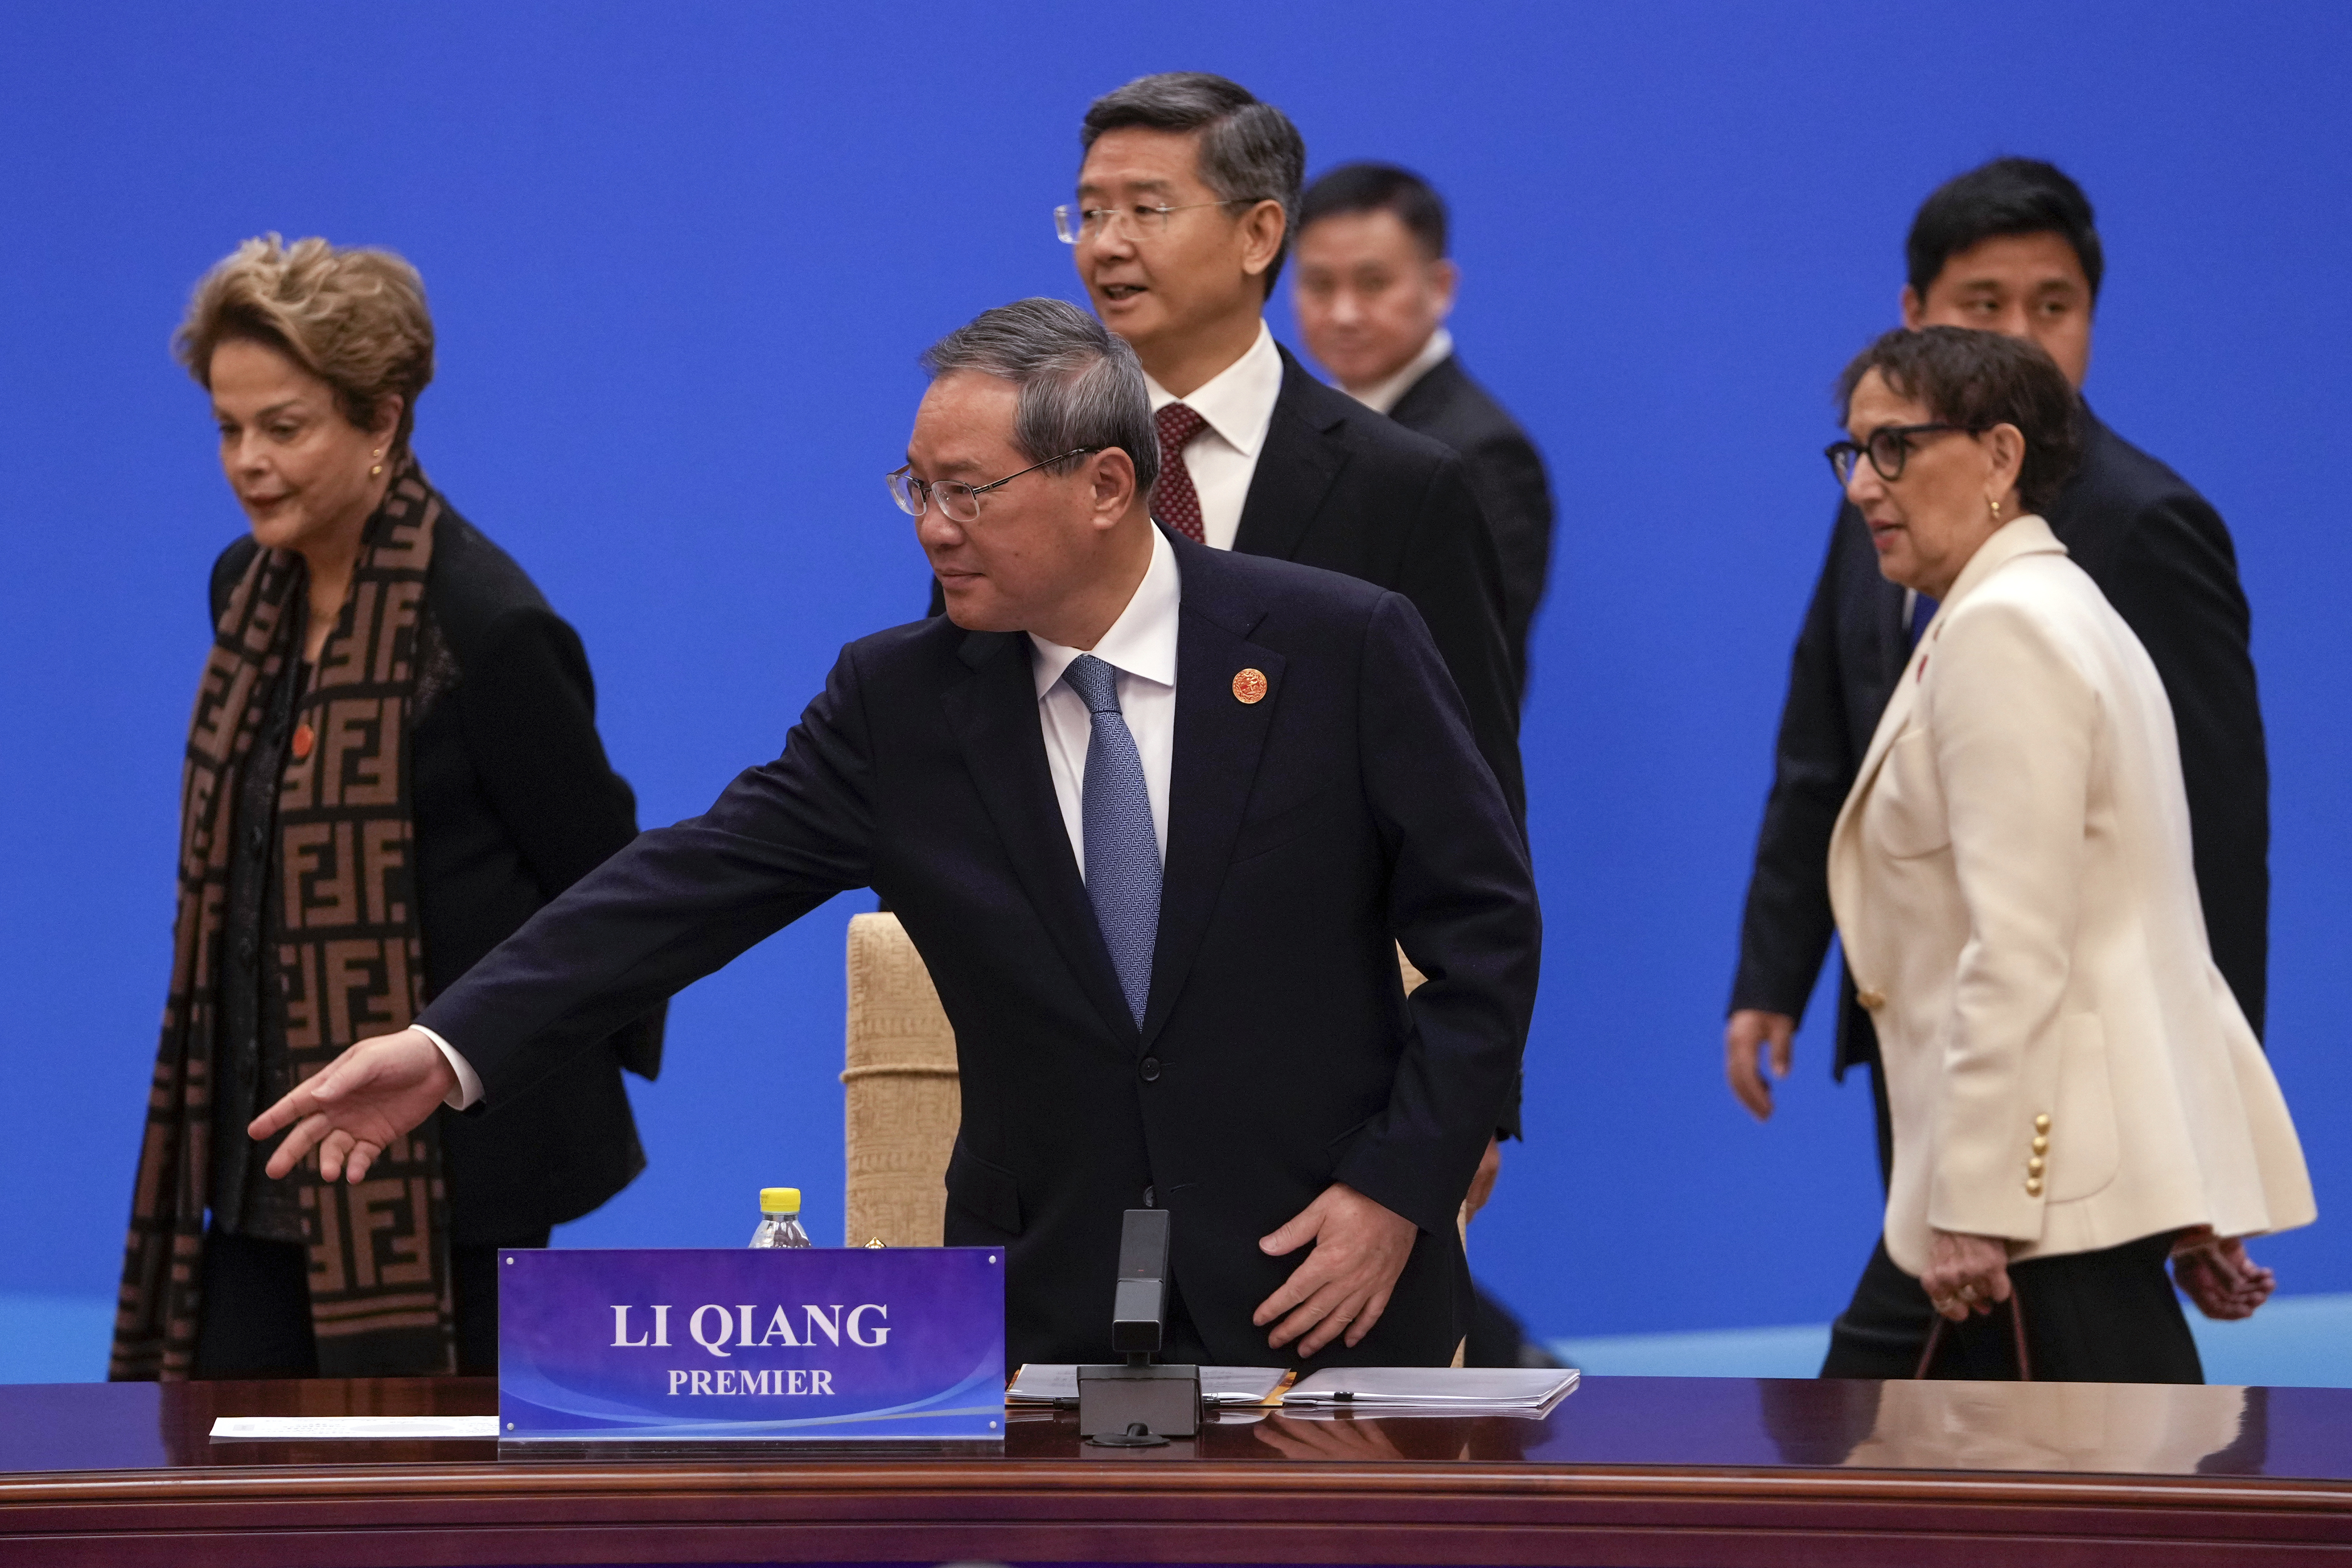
[1723,158,2272,1371]
[1049,72,1524,829]
[252,299,1541,1371]
[1292,159,1562,1371]
[1294,162,1557,700]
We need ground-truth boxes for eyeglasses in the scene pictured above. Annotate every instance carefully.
[1053,199,1271,245]
[1825,423,1988,485]
[886,449,1102,524]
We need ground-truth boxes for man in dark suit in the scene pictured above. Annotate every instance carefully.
[1723,158,2271,1371]
[1294,162,1557,700]
[252,300,1541,1370]
[1050,72,1523,828]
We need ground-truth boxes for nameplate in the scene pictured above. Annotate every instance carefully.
[497,1247,1005,1443]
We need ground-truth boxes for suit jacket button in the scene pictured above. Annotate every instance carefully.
[1139,1056,1161,1082]
[2025,1179,2044,1197]
[1857,988,1886,1010]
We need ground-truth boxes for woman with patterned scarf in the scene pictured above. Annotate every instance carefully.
[112,235,664,1381]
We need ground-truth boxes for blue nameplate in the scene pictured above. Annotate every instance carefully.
[497,1247,1005,1443]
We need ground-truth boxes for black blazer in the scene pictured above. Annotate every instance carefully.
[1238,347,1524,824]
[1387,352,1557,700]
[420,534,1541,1368]
[1731,407,2270,1077]
[919,347,1524,826]
[214,514,662,1244]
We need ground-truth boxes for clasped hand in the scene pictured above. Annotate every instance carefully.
[1253,1183,1418,1358]
[1922,1228,2012,1323]
[247,1026,456,1181]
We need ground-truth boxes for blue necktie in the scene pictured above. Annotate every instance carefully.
[1063,653,1160,1027]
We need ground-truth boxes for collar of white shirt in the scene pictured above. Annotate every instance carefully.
[1347,326,1454,416]
[1143,320,1283,459]
[1027,523,1181,701]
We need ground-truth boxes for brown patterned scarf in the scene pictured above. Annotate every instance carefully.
[112,462,457,1380]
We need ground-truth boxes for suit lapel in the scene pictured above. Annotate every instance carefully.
[1139,545,1281,1049]
[941,630,1139,1045]
[1830,516,2074,906]
[1385,354,1458,429]
[1232,349,1347,562]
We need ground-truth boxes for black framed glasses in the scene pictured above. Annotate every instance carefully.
[886,449,1102,524]
[1825,423,1987,485]
[1053,199,1273,245]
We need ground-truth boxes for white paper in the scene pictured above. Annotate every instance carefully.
[1284,1367,1579,1408]
[210,1415,501,1440]
[1007,1364,1287,1406]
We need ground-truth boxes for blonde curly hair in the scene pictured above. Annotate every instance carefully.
[175,234,435,454]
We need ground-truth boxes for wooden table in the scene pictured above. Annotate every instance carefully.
[2,1375,2348,1564]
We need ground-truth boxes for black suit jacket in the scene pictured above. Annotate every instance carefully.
[1387,353,1557,700]
[920,347,1523,829]
[1731,407,2270,1078]
[422,534,1541,1367]
[214,515,662,1244]
[1238,347,1524,826]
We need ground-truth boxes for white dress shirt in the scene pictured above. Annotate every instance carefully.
[1346,326,1454,416]
[1144,321,1283,550]
[1026,523,1180,866]
[423,527,1186,1113]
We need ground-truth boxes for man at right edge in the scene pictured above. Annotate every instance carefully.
[1724,158,2274,1374]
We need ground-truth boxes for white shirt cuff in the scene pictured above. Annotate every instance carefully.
[414,1024,483,1110]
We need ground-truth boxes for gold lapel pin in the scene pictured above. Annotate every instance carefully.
[1232,668,1268,704]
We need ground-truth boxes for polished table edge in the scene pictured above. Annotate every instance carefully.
[6,1456,2351,1507]
[8,1459,2350,1565]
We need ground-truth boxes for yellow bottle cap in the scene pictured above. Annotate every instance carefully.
[760,1187,800,1214]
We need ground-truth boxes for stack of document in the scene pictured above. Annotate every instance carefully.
[1007,1364,1290,1406]
[1282,1367,1578,1416]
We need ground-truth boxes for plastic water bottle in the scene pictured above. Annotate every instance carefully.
[749,1187,813,1248]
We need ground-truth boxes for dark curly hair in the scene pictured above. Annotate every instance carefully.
[1837,326,2083,514]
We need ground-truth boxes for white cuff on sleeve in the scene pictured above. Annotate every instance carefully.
[414,1024,484,1110]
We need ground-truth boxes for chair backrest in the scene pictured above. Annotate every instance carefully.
[840,913,960,1247]
[841,916,1452,1256]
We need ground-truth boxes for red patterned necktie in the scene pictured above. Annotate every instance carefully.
[1152,403,1210,543]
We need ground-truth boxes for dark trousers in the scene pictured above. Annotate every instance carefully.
[191,1225,546,1379]
[1821,1230,2203,1383]
[1825,1060,2202,1383]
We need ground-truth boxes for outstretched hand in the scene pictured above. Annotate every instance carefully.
[1253,1183,1417,1358]
[249,1027,456,1183]
[2171,1227,2276,1320]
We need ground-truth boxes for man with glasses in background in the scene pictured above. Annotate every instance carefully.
[1725,158,2274,1374]
[248,299,1541,1374]
[1044,73,1523,829]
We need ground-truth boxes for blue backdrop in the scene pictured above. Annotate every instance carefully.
[1,2,2343,1343]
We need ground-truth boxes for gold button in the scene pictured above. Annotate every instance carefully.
[1857,989,1886,1009]
[2025,1179,2043,1196]
[2032,1136,2048,1154]
[2027,1157,2045,1175]
[2034,1114,2051,1132]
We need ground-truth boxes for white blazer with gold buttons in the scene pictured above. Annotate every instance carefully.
[1827,515,2313,1276]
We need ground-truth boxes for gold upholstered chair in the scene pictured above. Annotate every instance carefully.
[840,913,1471,1360]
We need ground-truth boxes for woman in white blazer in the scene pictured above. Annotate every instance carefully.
[1821,327,2312,1382]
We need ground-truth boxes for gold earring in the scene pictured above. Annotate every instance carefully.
[1990,496,2003,521]
[370,446,384,477]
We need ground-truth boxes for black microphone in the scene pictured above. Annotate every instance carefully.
[1110,1207,1170,1357]
[1080,1208,1201,1443]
